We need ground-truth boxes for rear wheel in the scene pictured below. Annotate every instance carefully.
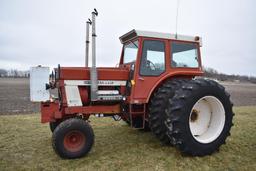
[165,79,234,156]
[52,118,94,159]
[149,79,187,144]
[189,96,225,143]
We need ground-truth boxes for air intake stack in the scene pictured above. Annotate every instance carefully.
[85,18,92,67]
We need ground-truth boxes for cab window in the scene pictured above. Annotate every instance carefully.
[140,40,165,76]
[171,42,199,68]
[123,40,139,64]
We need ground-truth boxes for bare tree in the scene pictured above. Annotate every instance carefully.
[0,69,7,77]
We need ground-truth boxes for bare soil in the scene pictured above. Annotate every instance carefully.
[221,81,256,106]
[0,78,255,115]
[0,78,39,115]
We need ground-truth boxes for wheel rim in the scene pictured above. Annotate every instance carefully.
[189,96,225,144]
[63,130,86,152]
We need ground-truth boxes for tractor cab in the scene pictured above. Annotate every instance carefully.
[119,30,204,104]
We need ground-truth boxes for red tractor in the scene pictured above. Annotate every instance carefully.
[30,9,234,159]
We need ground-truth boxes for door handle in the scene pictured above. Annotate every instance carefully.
[138,77,145,81]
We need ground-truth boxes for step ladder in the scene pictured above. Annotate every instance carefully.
[129,104,146,129]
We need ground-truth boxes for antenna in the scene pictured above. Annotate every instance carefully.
[175,0,180,39]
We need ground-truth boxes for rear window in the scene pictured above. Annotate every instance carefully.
[171,42,199,68]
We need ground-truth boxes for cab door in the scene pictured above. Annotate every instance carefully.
[131,38,168,103]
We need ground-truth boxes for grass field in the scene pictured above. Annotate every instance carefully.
[0,106,255,171]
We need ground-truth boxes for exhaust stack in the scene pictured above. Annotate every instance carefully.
[85,19,92,67]
[90,8,98,101]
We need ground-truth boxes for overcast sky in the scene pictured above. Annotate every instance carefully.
[0,0,255,76]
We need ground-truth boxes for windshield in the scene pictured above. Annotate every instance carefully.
[123,40,139,64]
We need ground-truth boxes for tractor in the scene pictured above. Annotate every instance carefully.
[30,9,234,159]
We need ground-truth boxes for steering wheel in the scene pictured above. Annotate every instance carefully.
[146,60,156,70]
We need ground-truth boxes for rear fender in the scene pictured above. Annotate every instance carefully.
[146,74,196,103]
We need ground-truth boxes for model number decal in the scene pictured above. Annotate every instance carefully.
[64,80,127,86]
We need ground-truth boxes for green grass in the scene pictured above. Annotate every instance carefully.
[0,106,256,171]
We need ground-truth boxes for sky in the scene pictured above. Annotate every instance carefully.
[0,0,255,76]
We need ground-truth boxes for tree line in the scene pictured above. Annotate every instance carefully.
[0,69,29,78]
[203,67,256,84]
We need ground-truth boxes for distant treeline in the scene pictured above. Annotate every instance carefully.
[0,69,29,78]
[0,67,255,83]
[203,67,256,84]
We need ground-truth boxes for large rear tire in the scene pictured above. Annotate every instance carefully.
[149,79,187,144]
[165,79,234,156]
[52,118,94,159]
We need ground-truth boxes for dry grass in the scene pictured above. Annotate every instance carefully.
[0,106,255,171]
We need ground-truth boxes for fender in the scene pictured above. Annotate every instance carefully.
[145,70,204,103]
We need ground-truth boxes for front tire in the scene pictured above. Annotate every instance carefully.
[52,118,94,159]
[165,79,234,156]
[49,121,60,132]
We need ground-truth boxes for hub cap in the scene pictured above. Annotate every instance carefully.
[63,130,86,152]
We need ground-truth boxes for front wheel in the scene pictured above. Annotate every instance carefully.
[165,79,234,156]
[49,121,60,132]
[52,118,94,159]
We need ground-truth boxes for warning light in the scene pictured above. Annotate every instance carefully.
[131,80,135,86]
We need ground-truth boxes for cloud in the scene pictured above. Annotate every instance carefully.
[0,0,255,76]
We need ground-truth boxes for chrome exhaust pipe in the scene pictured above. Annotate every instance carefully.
[90,8,98,101]
[85,19,92,67]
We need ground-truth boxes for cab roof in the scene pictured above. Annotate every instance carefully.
[119,29,202,46]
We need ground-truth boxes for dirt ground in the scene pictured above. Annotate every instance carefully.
[221,81,256,106]
[0,78,255,115]
[0,78,39,115]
